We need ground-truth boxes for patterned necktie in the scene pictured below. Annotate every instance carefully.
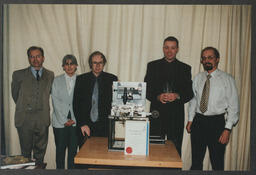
[36,70,40,81]
[199,74,211,113]
[90,79,99,122]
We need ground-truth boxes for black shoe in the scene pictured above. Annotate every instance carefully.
[35,162,47,169]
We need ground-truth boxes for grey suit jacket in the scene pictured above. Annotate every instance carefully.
[11,67,54,127]
[51,74,77,128]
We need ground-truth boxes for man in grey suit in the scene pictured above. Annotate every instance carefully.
[11,46,54,167]
[51,55,78,169]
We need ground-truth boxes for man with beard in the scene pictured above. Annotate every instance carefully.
[144,36,193,156]
[11,46,54,168]
[186,47,239,170]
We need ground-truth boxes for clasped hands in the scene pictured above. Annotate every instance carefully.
[64,119,75,127]
[158,92,179,104]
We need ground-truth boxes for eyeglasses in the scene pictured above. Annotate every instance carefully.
[64,63,76,66]
[29,55,42,59]
[92,61,104,65]
[201,56,216,61]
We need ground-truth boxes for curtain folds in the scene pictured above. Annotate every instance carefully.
[3,4,251,170]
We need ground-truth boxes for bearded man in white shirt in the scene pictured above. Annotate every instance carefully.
[51,54,78,169]
[186,47,239,170]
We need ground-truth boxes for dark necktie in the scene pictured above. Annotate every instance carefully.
[199,74,211,113]
[36,70,40,81]
[67,110,71,120]
[90,79,99,122]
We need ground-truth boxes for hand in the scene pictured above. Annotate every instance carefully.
[165,93,179,102]
[157,93,168,103]
[64,119,75,127]
[218,129,230,144]
[186,121,193,133]
[158,93,179,103]
[81,125,90,137]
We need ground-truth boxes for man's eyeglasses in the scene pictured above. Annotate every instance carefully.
[29,55,42,59]
[201,56,216,61]
[92,61,104,65]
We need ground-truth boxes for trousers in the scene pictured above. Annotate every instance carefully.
[53,126,78,169]
[17,115,48,165]
[190,113,226,170]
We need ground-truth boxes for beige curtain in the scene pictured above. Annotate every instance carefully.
[3,4,251,170]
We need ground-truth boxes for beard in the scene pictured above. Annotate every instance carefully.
[203,63,213,71]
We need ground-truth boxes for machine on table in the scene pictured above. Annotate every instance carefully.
[108,82,163,154]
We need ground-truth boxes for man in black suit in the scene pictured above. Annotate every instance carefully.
[73,51,118,147]
[144,36,193,156]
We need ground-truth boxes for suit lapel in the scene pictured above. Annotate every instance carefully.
[41,68,47,81]
[60,74,70,97]
[27,67,36,80]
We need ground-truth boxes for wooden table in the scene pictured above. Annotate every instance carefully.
[74,137,182,168]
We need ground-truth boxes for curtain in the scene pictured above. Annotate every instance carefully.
[3,4,251,170]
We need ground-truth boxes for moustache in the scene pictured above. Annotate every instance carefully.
[204,63,212,66]
[203,62,213,71]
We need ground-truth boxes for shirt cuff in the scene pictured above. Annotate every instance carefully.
[176,93,180,100]
[225,121,233,130]
[224,128,232,132]
[188,115,194,122]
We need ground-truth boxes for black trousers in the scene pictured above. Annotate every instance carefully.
[78,121,107,148]
[190,113,226,170]
[53,126,78,169]
[167,132,183,157]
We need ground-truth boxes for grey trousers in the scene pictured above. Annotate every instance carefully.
[16,116,48,165]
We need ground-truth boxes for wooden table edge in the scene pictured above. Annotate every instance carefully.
[75,157,182,168]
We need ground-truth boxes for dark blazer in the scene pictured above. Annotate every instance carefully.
[73,71,117,142]
[11,67,54,127]
[144,58,193,138]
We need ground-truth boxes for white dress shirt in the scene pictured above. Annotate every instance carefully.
[188,69,239,129]
[31,66,43,78]
[65,73,76,96]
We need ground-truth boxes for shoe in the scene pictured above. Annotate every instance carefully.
[35,162,47,169]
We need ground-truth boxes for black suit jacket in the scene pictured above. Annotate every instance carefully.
[73,71,117,143]
[144,58,193,139]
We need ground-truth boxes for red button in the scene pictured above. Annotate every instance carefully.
[126,147,132,154]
